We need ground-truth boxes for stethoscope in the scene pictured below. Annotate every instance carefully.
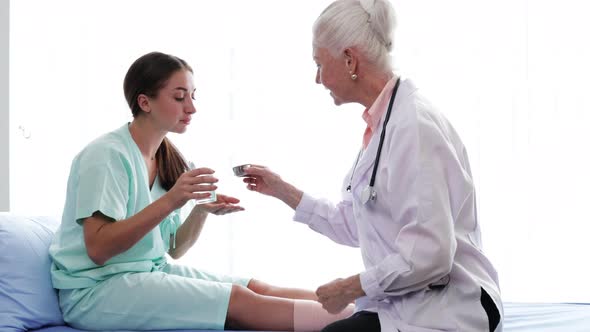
[346,77,401,204]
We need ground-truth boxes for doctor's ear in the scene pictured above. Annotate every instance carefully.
[137,94,152,114]
[343,48,358,72]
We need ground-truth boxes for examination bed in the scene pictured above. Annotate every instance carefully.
[2,214,589,332]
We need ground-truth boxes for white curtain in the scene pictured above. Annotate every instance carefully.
[10,0,590,302]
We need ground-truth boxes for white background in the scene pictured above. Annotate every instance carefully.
[8,0,590,302]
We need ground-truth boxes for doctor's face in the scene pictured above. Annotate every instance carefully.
[313,47,355,106]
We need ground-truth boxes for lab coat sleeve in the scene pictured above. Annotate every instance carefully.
[360,108,459,299]
[293,193,360,247]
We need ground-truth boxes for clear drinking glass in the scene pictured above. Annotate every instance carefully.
[188,162,217,205]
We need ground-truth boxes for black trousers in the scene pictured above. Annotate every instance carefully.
[321,287,501,332]
[480,287,501,332]
[321,311,380,332]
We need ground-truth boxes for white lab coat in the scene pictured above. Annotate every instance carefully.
[294,79,503,332]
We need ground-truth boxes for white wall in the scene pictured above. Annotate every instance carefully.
[8,0,590,302]
[0,0,8,212]
[8,0,363,290]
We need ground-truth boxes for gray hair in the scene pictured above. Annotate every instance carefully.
[313,0,397,72]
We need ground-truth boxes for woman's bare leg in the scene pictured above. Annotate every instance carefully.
[226,284,294,331]
[226,284,354,331]
[247,279,318,301]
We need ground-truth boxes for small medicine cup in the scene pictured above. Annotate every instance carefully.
[232,164,252,177]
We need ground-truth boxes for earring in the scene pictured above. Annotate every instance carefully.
[351,73,358,80]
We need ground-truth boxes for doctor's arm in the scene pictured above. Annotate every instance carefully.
[316,274,366,313]
[241,165,303,209]
[314,155,458,311]
[359,205,456,299]
[317,188,457,312]
[316,181,458,312]
[242,166,360,247]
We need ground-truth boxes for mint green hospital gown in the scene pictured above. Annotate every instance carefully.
[49,123,249,330]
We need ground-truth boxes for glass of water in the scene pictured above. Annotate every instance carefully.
[188,162,217,205]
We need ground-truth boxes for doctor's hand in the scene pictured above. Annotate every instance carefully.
[240,165,282,195]
[241,165,304,210]
[192,193,245,215]
[316,275,365,314]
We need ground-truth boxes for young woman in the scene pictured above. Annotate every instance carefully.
[49,51,353,331]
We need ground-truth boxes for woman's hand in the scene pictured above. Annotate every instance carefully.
[241,165,286,197]
[193,193,245,215]
[241,165,303,209]
[316,275,364,314]
[165,167,218,210]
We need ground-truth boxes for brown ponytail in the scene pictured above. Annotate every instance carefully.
[156,137,188,191]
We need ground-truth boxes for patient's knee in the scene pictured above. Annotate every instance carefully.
[247,278,273,295]
[227,284,255,324]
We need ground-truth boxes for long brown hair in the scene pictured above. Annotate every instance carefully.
[123,52,192,190]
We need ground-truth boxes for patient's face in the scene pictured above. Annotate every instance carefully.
[149,70,197,134]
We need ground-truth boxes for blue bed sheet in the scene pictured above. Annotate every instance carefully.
[503,302,590,331]
[32,328,279,332]
[31,303,590,332]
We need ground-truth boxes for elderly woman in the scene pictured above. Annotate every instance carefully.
[241,0,503,331]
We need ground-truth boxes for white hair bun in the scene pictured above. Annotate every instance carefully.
[360,0,376,16]
[359,0,395,52]
[312,0,397,71]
